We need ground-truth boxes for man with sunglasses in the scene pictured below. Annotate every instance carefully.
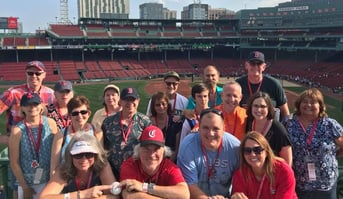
[0,61,55,144]
[236,51,290,122]
[102,87,151,180]
[146,71,188,118]
[177,108,240,199]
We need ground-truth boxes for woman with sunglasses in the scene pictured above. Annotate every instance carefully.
[231,131,297,199]
[246,92,292,166]
[50,96,102,176]
[39,133,120,199]
[9,93,59,199]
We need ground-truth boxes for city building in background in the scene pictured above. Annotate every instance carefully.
[208,8,235,20]
[163,8,177,20]
[139,3,163,19]
[78,0,129,19]
[181,3,209,20]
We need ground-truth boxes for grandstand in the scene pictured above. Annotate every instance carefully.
[0,0,342,93]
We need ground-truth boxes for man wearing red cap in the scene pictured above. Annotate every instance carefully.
[0,61,55,144]
[119,125,189,199]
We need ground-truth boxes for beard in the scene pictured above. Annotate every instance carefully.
[205,79,216,88]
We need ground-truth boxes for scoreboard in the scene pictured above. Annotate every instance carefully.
[0,17,18,29]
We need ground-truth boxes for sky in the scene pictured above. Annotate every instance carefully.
[0,0,290,33]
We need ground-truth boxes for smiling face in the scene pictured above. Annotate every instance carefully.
[139,144,164,175]
[221,83,242,112]
[251,97,268,121]
[199,112,224,151]
[22,103,42,118]
[300,97,320,118]
[72,153,95,172]
[70,104,90,127]
[104,88,120,107]
[26,67,46,89]
[203,66,219,88]
[120,97,139,114]
[164,77,180,96]
[55,90,73,107]
[243,139,266,171]
[154,98,169,115]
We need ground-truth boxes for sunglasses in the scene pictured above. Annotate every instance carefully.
[252,104,268,109]
[72,153,95,159]
[71,110,88,116]
[200,108,224,120]
[27,71,44,76]
[243,146,264,155]
[165,81,179,87]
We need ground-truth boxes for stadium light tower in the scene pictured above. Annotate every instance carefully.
[60,0,71,24]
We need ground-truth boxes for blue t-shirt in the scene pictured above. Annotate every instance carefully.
[177,132,240,197]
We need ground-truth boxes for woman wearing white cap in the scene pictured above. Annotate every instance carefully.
[9,92,59,199]
[92,84,121,132]
[39,133,120,199]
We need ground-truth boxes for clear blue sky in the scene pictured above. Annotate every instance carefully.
[0,0,289,33]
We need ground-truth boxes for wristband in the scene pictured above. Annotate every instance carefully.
[64,193,70,199]
[148,183,155,194]
[142,183,148,193]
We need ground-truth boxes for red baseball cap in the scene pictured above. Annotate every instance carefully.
[140,125,165,147]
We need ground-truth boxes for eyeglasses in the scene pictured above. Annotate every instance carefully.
[243,146,264,155]
[165,81,179,87]
[252,104,268,109]
[71,110,88,116]
[27,71,44,76]
[72,153,95,159]
[200,108,224,120]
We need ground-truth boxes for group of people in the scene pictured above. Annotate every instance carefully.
[0,50,342,199]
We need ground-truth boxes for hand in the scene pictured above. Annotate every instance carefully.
[22,186,36,199]
[183,110,195,120]
[207,195,227,199]
[120,179,143,193]
[82,185,112,198]
[231,192,249,199]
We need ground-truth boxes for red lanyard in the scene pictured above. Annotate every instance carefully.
[201,141,222,178]
[56,104,70,127]
[256,174,266,199]
[209,91,217,108]
[154,116,169,132]
[252,119,270,135]
[120,112,134,144]
[299,118,318,146]
[247,78,263,96]
[24,117,43,157]
[75,171,93,190]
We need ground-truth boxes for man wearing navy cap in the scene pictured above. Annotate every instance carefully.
[102,87,151,180]
[236,51,290,121]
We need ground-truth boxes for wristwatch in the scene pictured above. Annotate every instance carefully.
[148,183,155,194]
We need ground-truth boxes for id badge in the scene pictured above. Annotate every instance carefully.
[120,141,126,149]
[33,168,43,184]
[307,163,316,181]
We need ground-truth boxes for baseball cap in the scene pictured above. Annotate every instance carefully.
[104,84,120,95]
[20,93,42,106]
[164,71,180,81]
[248,51,265,63]
[25,61,46,72]
[54,80,73,92]
[140,125,165,147]
[70,141,98,155]
[120,87,139,100]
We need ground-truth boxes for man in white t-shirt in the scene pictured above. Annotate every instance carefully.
[146,71,188,119]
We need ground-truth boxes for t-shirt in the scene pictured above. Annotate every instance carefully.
[120,157,185,185]
[177,133,240,197]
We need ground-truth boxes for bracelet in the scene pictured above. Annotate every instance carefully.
[148,183,155,194]
[64,193,70,199]
[77,190,81,199]
[142,183,148,193]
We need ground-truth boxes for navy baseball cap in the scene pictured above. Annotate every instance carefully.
[120,87,139,100]
[20,93,42,106]
[248,51,265,63]
[54,80,73,92]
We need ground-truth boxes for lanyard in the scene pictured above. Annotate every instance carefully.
[170,94,177,114]
[247,78,263,96]
[209,91,217,108]
[201,141,222,178]
[299,118,318,146]
[256,174,266,199]
[75,171,93,190]
[252,119,271,135]
[120,112,135,144]
[154,116,169,133]
[56,104,70,127]
[24,117,43,160]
